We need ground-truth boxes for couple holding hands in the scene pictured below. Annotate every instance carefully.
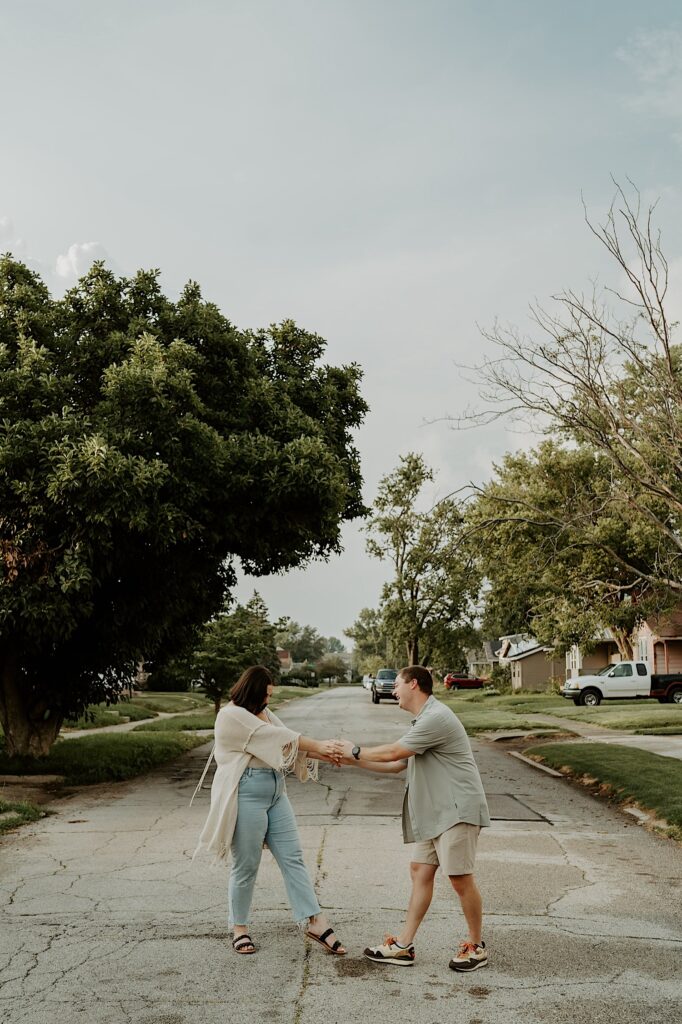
[194,664,490,973]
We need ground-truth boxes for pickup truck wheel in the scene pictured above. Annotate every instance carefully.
[371,690,378,704]
[669,687,682,704]
[579,689,602,707]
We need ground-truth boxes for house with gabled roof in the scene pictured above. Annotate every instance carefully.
[497,634,565,692]
[464,638,503,678]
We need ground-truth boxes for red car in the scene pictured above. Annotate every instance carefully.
[443,673,486,690]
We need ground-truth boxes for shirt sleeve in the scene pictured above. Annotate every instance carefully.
[399,712,450,755]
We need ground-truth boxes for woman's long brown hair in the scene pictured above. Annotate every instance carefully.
[230,665,274,714]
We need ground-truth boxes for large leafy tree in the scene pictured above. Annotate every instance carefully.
[365,453,480,666]
[468,441,670,657]
[0,258,367,755]
[194,593,280,714]
[274,618,326,663]
[344,607,391,674]
[315,653,347,684]
[324,636,345,654]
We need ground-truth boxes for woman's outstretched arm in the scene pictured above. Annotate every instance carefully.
[298,734,339,761]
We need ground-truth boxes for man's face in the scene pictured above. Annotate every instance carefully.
[393,674,411,708]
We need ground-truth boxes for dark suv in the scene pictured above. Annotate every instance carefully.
[371,668,398,703]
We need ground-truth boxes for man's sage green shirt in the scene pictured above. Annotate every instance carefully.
[399,695,490,843]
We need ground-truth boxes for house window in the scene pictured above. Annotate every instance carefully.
[637,638,648,662]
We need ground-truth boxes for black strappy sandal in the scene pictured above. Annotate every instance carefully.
[232,934,256,955]
[305,927,346,956]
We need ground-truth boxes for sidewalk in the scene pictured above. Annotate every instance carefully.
[526,713,682,761]
[59,710,197,739]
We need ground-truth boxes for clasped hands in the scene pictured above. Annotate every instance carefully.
[319,738,355,765]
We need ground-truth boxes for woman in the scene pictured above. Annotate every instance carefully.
[194,665,346,956]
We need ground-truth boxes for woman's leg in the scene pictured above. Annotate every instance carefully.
[264,783,321,924]
[228,772,271,931]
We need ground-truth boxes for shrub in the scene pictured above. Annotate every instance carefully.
[489,664,512,693]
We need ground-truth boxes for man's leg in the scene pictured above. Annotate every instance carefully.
[364,860,436,965]
[448,873,482,945]
[396,862,438,945]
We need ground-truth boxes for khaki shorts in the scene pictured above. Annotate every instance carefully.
[411,822,481,876]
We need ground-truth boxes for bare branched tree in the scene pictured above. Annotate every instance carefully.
[461,181,682,593]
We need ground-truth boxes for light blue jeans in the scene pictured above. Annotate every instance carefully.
[228,767,321,928]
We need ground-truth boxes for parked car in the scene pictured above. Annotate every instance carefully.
[443,672,486,690]
[560,661,682,706]
[371,668,398,703]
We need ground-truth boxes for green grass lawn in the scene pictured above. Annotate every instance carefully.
[63,702,158,729]
[0,732,209,784]
[130,692,210,714]
[546,705,682,732]
[525,741,682,832]
[134,713,216,732]
[636,725,682,735]
[437,693,561,734]
[435,689,682,735]
[0,797,44,834]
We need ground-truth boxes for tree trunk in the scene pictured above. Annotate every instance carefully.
[612,628,634,661]
[406,638,419,665]
[0,653,64,757]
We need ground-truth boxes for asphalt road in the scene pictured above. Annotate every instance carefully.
[1,687,680,1024]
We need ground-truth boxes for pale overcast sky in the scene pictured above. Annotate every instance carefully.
[3,1,682,638]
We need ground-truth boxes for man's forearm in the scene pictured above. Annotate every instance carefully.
[354,742,407,763]
[333,738,414,765]
[356,758,407,774]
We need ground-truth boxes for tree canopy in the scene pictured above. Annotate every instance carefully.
[365,453,479,667]
[467,441,670,658]
[344,606,389,673]
[0,258,367,755]
[274,618,327,663]
[194,593,280,713]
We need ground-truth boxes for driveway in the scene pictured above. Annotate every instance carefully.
[1,688,680,1024]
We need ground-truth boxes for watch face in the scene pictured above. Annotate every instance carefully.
[352,745,361,759]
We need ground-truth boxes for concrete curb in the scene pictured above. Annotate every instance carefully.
[507,751,564,777]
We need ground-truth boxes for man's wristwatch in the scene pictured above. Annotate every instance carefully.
[351,745,361,760]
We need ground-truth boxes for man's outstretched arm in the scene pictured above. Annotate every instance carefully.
[338,754,407,774]
[334,739,414,764]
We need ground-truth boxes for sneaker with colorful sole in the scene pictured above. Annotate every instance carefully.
[364,935,415,966]
[449,940,487,972]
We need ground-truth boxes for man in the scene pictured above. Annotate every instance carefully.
[334,665,490,971]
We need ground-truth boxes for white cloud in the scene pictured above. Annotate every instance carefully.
[617,28,682,84]
[55,241,111,283]
[617,29,682,129]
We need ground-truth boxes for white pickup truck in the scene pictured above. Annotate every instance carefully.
[561,661,682,706]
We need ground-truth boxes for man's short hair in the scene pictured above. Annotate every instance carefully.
[398,665,433,694]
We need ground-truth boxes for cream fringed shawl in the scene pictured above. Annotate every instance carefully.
[192,703,318,863]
